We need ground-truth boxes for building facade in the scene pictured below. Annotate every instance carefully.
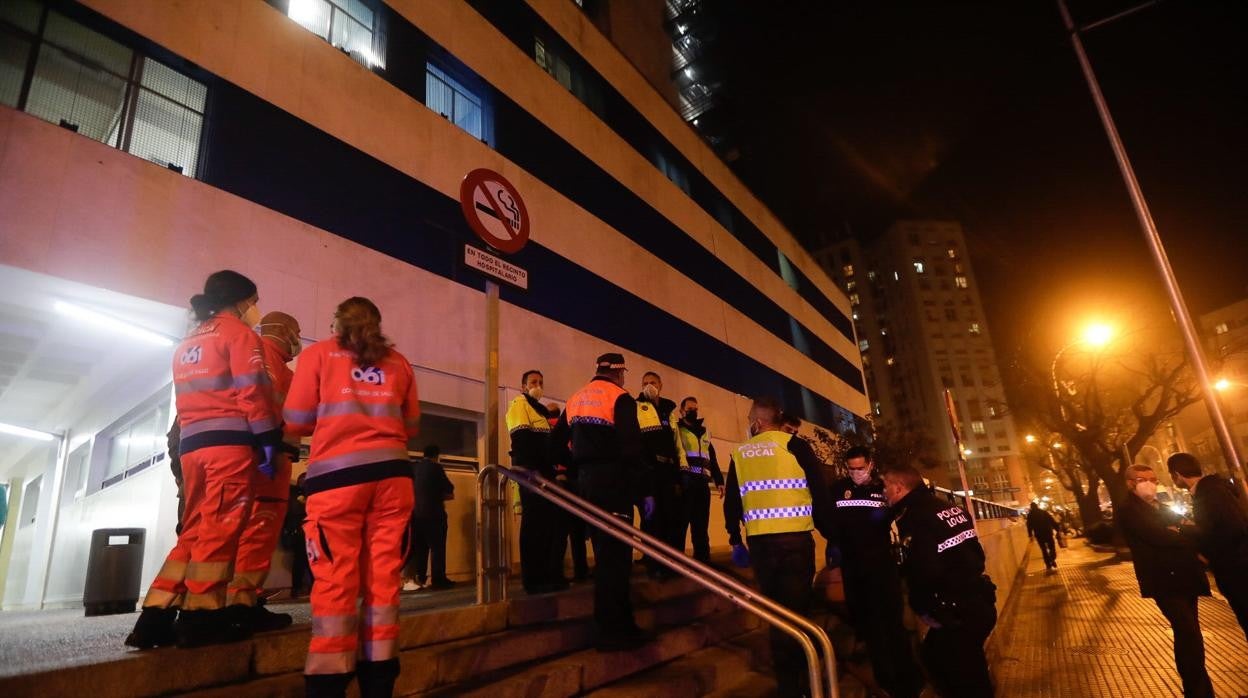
[816,221,1030,503]
[0,0,864,609]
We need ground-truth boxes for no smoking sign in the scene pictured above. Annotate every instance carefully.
[460,169,530,255]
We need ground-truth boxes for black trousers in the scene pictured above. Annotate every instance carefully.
[677,475,712,561]
[844,564,923,698]
[564,490,590,577]
[1035,534,1057,568]
[1214,568,1248,645]
[921,597,996,698]
[640,473,682,573]
[750,532,815,698]
[580,464,637,637]
[1154,596,1214,697]
[519,487,565,590]
[405,511,448,583]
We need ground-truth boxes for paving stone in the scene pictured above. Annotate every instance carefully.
[991,541,1248,697]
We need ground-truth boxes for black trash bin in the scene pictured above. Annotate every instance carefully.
[83,528,145,616]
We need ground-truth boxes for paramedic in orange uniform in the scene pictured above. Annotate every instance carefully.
[227,311,303,632]
[284,297,420,698]
[125,270,281,649]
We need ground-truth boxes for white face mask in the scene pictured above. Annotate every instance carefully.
[1134,481,1158,500]
[239,303,261,328]
[527,386,543,400]
[641,384,659,401]
[849,469,872,486]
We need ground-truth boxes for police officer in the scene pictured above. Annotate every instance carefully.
[1169,452,1248,645]
[553,353,654,650]
[675,396,724,563]
[724,397,834,698]
[826,447,923,698]
[505,369,567,593]
[637,371,683,579]
[883,465,996,698]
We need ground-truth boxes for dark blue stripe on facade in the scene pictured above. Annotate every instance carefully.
[463,0,853,339]
[45,0,864,427]
[201,82,859,426]
[366,4,860,394]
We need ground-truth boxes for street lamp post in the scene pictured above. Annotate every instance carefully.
[1055,0,1246,484]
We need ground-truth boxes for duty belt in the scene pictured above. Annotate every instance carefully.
[682,465,707,476]
[655,455,676,465]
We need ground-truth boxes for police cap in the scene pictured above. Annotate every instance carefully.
[595,352,627,371]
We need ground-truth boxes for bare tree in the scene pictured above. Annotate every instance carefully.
[808,419,941,476]
[1018,344,1201,528]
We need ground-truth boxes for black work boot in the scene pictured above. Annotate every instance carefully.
[175,608,252,648]
[356,658,401,698]
[240,603,293,633]
[305,672,355,698]
[124,607,178,649]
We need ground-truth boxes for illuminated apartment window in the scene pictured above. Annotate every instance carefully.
[969,322,982,336]
[885,356,895,366]
[846,280,856,291]
[955,276,969,289]
[426,63,488,143]
[867,270,876,281]
[843,264,854,277]
[849,293,860,306]
[2,6,207,177]
[971,420,986,435]
[858,339,870,352]
[287,0,382,68]
[1215,323,1229,335]
[947,247,957,259]
[913,258,926,274]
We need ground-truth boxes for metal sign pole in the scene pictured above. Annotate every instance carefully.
[482,279,504,602]
[1056,0,1246,485]
[943,390,977,528]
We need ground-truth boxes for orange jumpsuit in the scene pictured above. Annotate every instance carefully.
[284,340,419,676]
[144,312,279,611]
[227,335,296,606]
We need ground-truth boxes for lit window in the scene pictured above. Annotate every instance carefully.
[96,387,174,492]
[426,63,488,143]
[846,280,857,291]
[893,271,900,281]
[873,401,882,416]
[947,247,957,259]
[913,258,926,274]
[988,404,998,418]
[880,327,888,336]
[287,0,382,68]
[969,322,982,336]
[849,293,860,306]
[843,264,854,277]
[859,339,870,351]
[867,270,877,281]
[972,421,986,435]
[1215,323,1229,335]
[955,276,969,288]
[851,311,859,320]
[886,357,895,366]
[6,9,208,177]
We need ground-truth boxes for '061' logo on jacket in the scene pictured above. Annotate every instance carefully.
[179,346,203,365]
[351,367,386,385]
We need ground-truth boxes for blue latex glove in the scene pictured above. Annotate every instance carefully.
[825,545,843,569]
[731,544,751,568]
[257,444,277,479]
[642,496,656,521]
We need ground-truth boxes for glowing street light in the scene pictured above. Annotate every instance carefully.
[1025,434,1038,444]
[1083,323,1114,347]
[1215,378,1232,392]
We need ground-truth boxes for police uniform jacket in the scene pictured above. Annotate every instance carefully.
[506,394,554,478]
[677,419,725,486]
[1188,475,1248,577]
[637,395,683,489]
[723,432,835,546]
[827,476,893,572]
[1118,492,1210,599]
[551,377,650,498]
[893,486,989,616]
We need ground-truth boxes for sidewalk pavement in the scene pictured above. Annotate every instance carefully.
[992,540,1248,697]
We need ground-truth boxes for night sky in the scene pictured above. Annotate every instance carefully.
[715,1,1248,365]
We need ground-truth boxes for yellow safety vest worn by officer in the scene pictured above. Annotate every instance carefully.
[506,394,551,438]
[735,430,813,537]
[679,425,713,478]
[637,400,686,469]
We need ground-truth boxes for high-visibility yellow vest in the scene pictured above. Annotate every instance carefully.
[679,424,712,476]
[505,394,551,436]
[735,430,813,537]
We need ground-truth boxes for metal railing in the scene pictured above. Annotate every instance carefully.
[475,464,840,698]
[933,485,1022,520]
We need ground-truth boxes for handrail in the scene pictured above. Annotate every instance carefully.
[476,464,839,698]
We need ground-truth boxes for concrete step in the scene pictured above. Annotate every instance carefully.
[707,671,779,698]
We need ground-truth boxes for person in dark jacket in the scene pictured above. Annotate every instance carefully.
[547,403,590,581]
[637,371,682,579]
[404,445,454,590]
[1118,464,1213,697]
[674,396,725,563]
[551,352,654,651]
[1169,452,1248,644]
[884,465,996,698]
[1026,502,1059,570]
[825,448,923,698]
[505,370,566,593]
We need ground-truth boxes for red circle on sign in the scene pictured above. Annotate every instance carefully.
[460,169,530,255]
